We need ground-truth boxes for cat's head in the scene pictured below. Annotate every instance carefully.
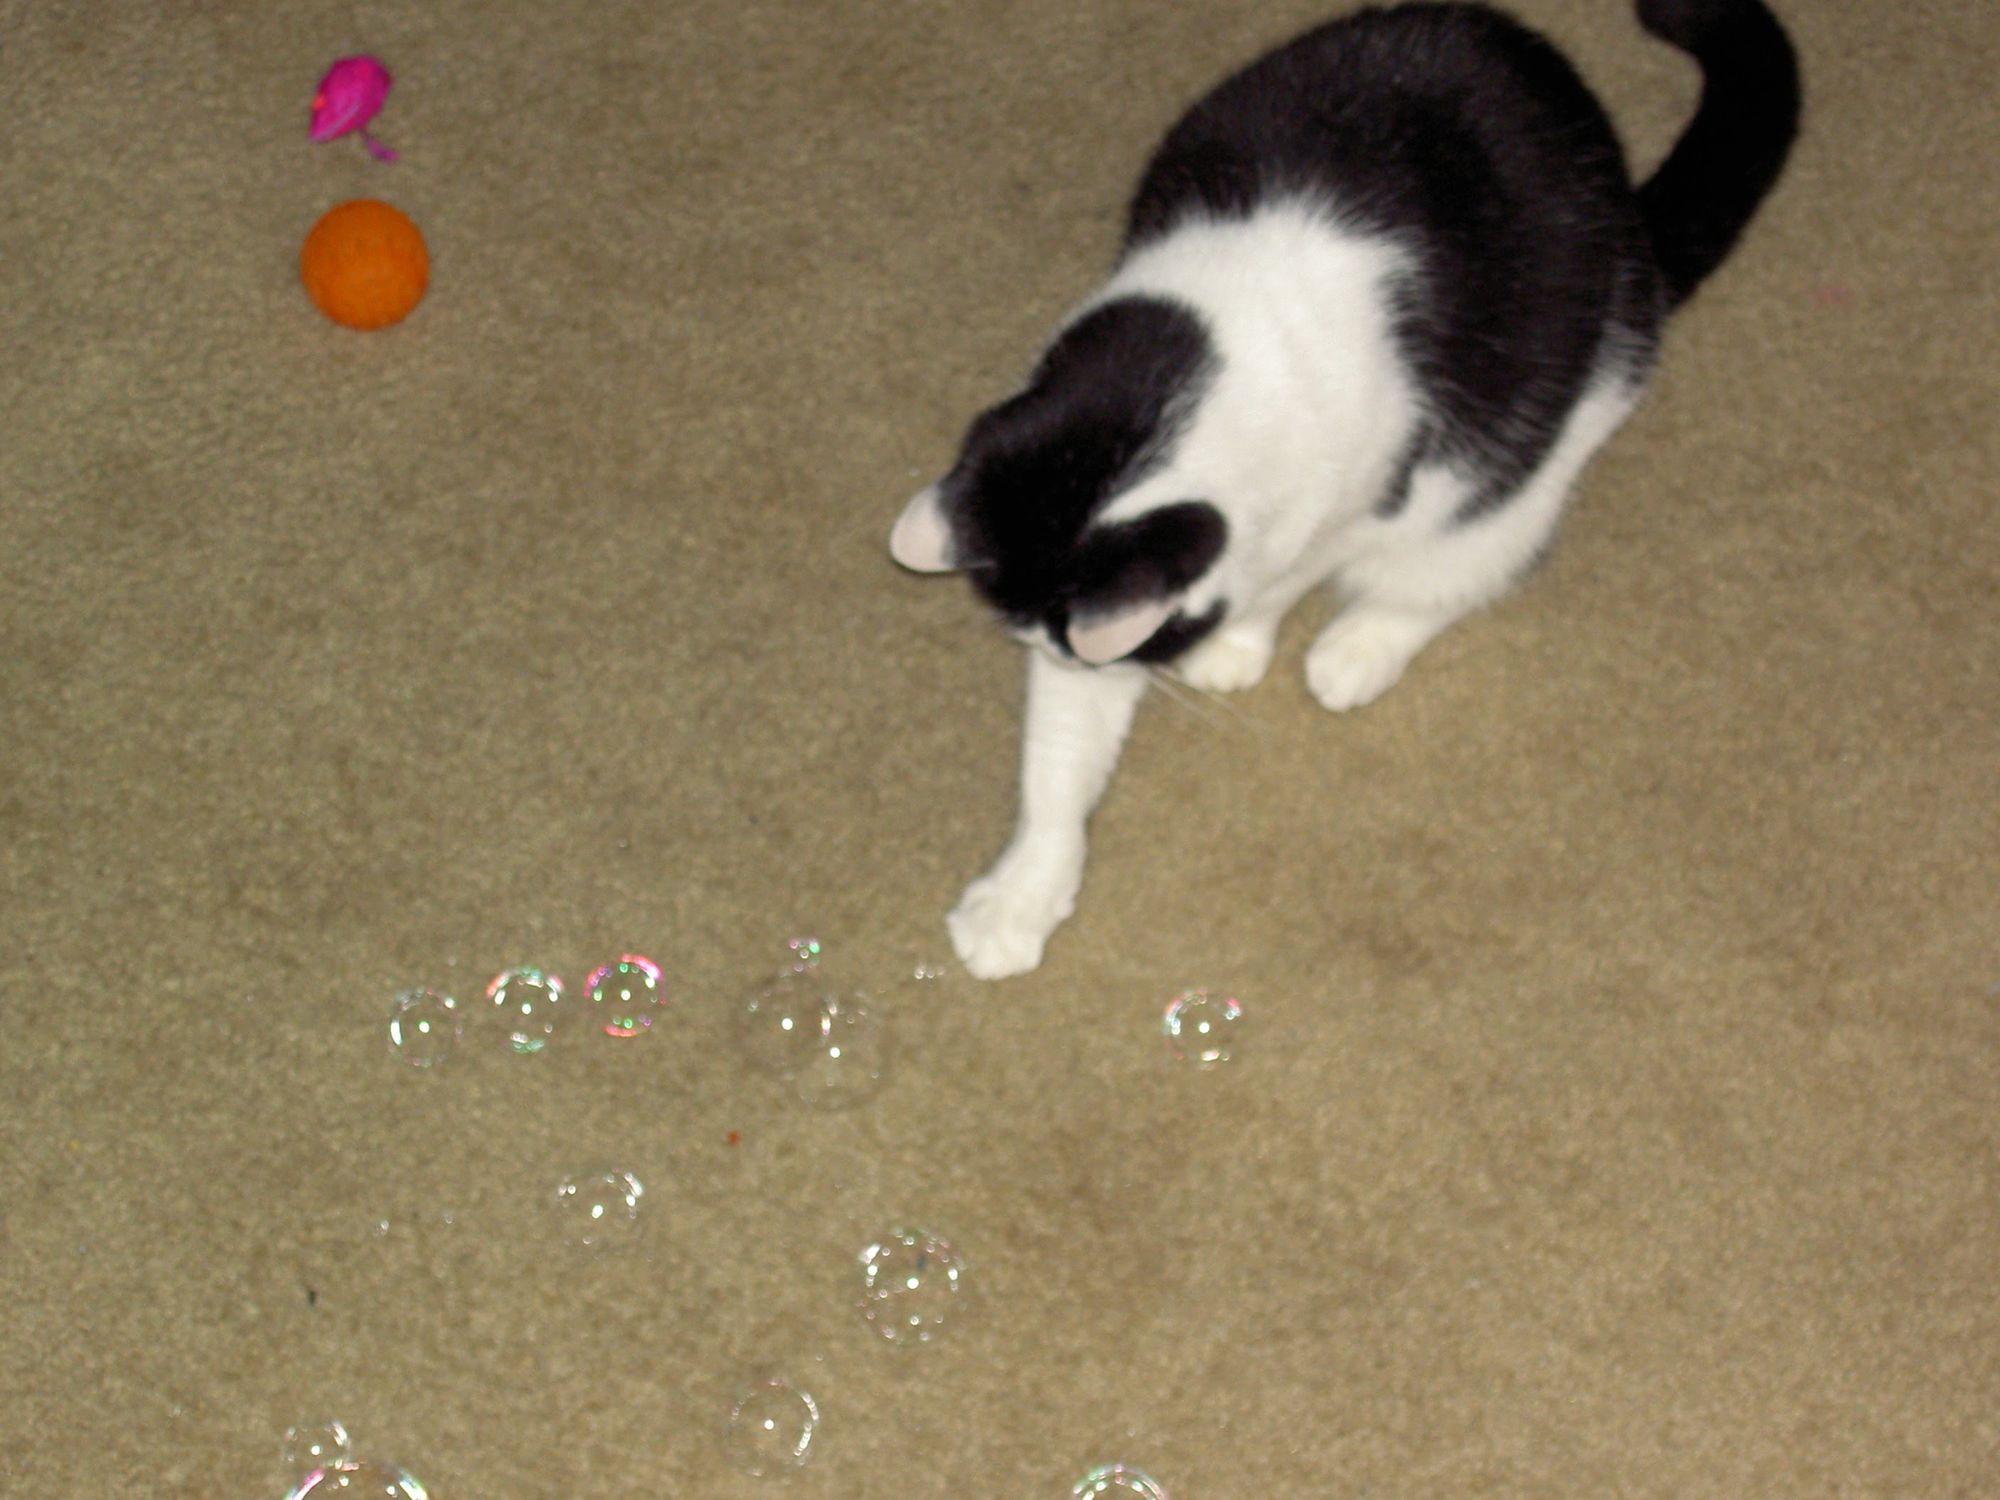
[889,296,1227,666]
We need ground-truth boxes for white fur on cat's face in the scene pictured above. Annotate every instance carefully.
[896,203,1646,977]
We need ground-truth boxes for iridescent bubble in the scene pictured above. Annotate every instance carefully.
[857,1227,966,1346]
[784,935,823,973]
[553,1168,644,1249]
[280,1418,353,1477]
[1072,1464,1170,1500]
[723,1374,820,1476]
[387,989,461,1068]
[585,954,665,1038]
[487,966,565,1053]
[790,994,887,1109]
[1161,989,1243,1067]
[285,1461,429,1500]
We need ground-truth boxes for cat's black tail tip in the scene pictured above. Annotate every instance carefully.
[1634,0,1802,310]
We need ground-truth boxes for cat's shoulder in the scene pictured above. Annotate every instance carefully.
[1099,202,1413,354]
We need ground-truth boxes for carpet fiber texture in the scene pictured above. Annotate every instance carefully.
[3,1,1995,1495]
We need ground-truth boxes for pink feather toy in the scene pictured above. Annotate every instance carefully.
[310,56,398,162]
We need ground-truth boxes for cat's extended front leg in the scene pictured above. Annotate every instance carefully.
[948,652,1150,979]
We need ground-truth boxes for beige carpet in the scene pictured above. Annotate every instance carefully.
[3,0,1995,1494]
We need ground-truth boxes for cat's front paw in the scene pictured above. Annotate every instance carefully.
[947,870,1075,980]
[1173,625,1276,693]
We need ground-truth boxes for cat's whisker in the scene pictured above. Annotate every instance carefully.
[1143,664,1259,735]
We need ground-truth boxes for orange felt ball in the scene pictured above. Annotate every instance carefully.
[300,199,429,330]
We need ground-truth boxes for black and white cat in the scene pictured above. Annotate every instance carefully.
[892,0,1799,978]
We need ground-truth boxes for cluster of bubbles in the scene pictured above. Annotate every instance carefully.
[280,1421,426,1499]
[362,939,1229,1490]
[390,943,1240,1083]
[386,953,667,1068]
[383,940,905,1266]
[281,1220,969,1486]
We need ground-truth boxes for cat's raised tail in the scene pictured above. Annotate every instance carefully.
[1634,0,1801,309]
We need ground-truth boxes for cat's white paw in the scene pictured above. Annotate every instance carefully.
[947,870,1075,980]
[1306,611,1429,712]
[1173,625,1275,693]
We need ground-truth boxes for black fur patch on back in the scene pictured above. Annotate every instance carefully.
[940,295,1222,645]
[1126,2,1666,507]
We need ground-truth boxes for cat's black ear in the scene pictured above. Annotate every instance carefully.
[1065,500,1226,663]
[890,484,966,573]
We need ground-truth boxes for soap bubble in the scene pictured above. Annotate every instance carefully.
[553,1168,644,1249]
[585,954,665,1038]
[280,1418,353,1477]
[1072,1464,1170,1500]
[285,1461,428,1500]
[857,1227,965,1346]
[738,986,816,1074]
[723,1373,820,1476]
[739,963,835,1076]
[487,966,565,1053]
[387,989,461,1068]
[738,940,890,1105]
[1161,989,1243,1067]
[789,994,887,1108]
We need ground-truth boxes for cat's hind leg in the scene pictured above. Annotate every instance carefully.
[1305,602,1459,712]
[1310,375,1643,712]
[1306,454,1513,712]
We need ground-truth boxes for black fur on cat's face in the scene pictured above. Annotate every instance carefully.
[899,295,1231,666]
